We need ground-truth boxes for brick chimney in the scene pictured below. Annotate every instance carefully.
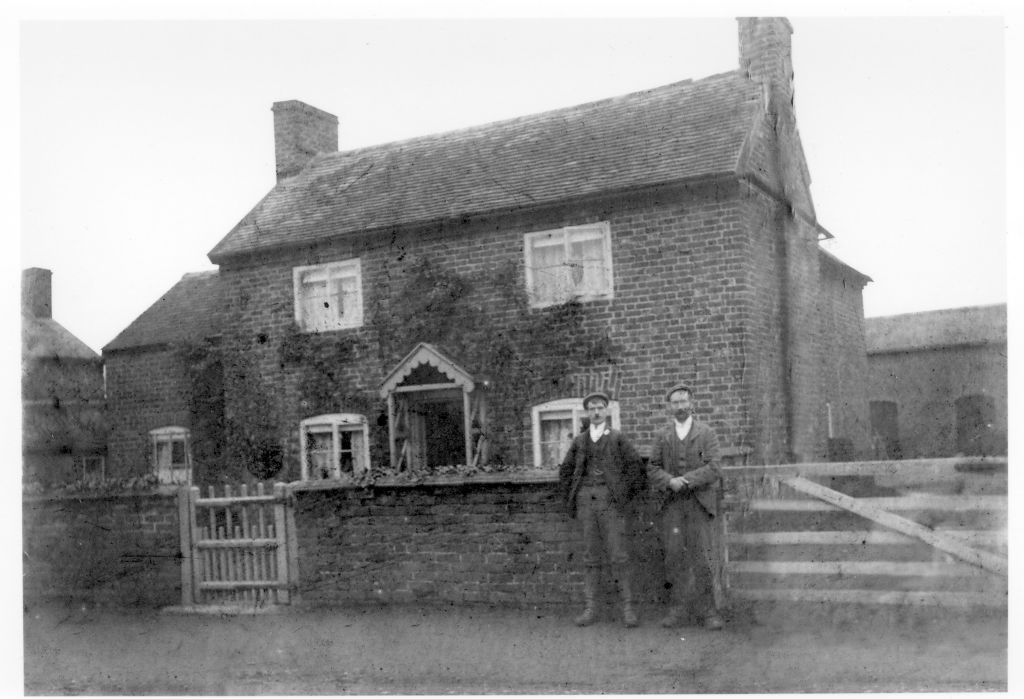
[738,17,794,108]
[272,100,339,182]
[22,267,52,318]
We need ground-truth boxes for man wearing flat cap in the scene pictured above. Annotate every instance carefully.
[557,391,646,627]
[647,383,725,630]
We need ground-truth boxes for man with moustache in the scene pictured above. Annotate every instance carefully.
[646,383,725,630]
[558,391,646,628]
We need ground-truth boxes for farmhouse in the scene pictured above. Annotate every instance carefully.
[104,17,872,486]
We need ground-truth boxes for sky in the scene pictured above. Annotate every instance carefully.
[14,6,1013,357]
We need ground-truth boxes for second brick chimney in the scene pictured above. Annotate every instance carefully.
[272,100,339,182]
[737,17,794,108]
[22,267,52,319]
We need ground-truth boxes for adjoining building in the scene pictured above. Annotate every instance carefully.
[866,304,1007,459]
[104,18,873,485]
[22,268,107,486]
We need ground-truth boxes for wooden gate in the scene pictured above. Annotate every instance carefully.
[723,457,1007,608]
[177,483,299,609]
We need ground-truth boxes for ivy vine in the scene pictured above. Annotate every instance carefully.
[178,254,617,480]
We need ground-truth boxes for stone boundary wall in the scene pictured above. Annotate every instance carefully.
[23,490,181,608]
[291,474,667,608]
[22,475,670,610]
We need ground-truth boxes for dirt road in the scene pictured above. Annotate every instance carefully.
[24,600,1005,694]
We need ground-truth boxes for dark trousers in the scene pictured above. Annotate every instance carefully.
[660,493,724,613]
[576,485,629,568]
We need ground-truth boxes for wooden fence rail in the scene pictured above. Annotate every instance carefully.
[721,456,1007,608]
[178,482,299,609]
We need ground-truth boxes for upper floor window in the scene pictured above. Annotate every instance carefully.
[293,259,363,332]
[149,426,191,485]
[530,398,621,469]
[300,414,370,480]
[524,223,614,307]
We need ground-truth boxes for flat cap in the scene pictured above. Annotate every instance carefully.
[664,383,693,402]
[582,391,611,408]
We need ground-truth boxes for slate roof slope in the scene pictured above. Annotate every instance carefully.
[866,304,1007,354]
[22,314,100,361]
[209,71,763,262]
[103,270,225,352]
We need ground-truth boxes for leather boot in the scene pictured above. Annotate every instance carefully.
[618,568,639,628]
[659,606,687,628]
[573,568,599,626]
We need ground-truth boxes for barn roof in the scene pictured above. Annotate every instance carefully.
[865,304,1006,354]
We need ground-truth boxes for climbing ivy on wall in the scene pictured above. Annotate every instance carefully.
[367,255,617,466]
[179,338,284,483]
[180,254,617,478]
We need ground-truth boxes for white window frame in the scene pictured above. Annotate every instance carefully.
[523,222,614,308]
[293,259,364,332]
[299,413,371,481]
[530,398,621,469]
[149,426,191,485]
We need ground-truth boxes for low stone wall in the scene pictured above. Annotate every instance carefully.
[22,475,671,610]
[292,473,668,608]
[23,490,181,608]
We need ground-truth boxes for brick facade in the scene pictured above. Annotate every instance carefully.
[105,349,193,479]
[104,183,871,479]
[819,252,873,454]
[215,182,814,480]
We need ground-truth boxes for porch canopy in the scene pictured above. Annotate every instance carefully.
[379,343,487,471]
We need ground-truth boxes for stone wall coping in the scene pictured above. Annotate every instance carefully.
[288,470,560,493]
[22,486,180,504]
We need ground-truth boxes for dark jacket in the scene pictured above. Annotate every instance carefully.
[646,418,723,517]
[557,427,645,518]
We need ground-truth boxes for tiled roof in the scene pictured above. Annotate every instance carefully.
[22,314,100,361]
[103,271,225,352]
[209,71,763,261]
[866,304,1006,354]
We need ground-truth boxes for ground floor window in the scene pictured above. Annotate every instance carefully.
[150,426,191,485]
[73,455,105,481]
[530,398,621,469]
[300,414,370,480]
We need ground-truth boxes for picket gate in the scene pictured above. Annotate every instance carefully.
[177,482,299,609]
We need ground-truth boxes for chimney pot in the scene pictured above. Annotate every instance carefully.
[22,267,53,318]
[272,100,339,182]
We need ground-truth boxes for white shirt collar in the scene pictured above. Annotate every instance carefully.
[589,421,608,442]
[674,415,693,441]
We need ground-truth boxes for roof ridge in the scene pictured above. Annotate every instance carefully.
[181,269,219,279]
[323,70,746,161]
[867,303,1007,321]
